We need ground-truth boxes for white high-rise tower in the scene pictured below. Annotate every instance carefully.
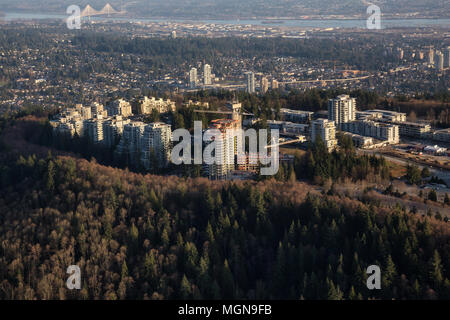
[328,94,357,127]
[203,64,212,85]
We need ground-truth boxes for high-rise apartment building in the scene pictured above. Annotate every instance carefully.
[328,95,356,127]
[91,102,108,118]
[72,120,85,137]
[428,48,435,65]
[51,102,174,172]
[260,77,269,93]
[102,115,130,148]
[246,72,255,94]
[140,122,172,169]
[205,119,240,180]
[225,101,242,129]
[116,121,172,169]
[84,117,104,144]
[116,121,146,163]
[51,105,88,137]
[271,79,279,90]
[56,122,76,137]
[107,99,133,117]
[203,64,212,85]
[189,67,198,89]
[444,47,450,68]
[75,104,92,120]
[311,119,337,151]
[396,48,404,60]
[435,51,444,71]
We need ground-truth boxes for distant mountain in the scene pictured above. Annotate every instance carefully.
[0,0,448,19]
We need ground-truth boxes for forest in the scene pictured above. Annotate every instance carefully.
[0,110,449,300]
[0,149,449,300]
[293,134,391,183]
[71,34,396,72]
[0,95,449,302]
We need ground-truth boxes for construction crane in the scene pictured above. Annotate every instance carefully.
[194,101,304,150]
[264,137,306,149]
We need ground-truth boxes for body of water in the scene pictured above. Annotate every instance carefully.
[2,12,450,29]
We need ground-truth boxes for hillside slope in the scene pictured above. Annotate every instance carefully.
[0,120,449,299]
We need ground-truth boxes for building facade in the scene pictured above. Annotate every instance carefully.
[203,64,212,85]
[189,67,198,89]
[205,119,240,180]
[103,116,130,148]
[311,119,337,151]
[356,110,406,123]
[246,72,255,94]
[107,99,133,118]
[260,77,269,93]
[428,48,435,65]
[435,51,444,71]
[84,117,104,143]
[280,108,313,123]
[138,96,176,114]
[271,79,279,90]
[328,94,356,127]
[342,120,399,144]
[140,122,172,169]
[432,128,450,143]
[116,121,147,164]
[396,122,431,138]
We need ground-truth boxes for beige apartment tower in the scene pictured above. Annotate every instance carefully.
[311,119,337,151]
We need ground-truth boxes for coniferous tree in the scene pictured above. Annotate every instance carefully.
[429,250,444,289]
[428,189,438,202]
[444,193,449,205]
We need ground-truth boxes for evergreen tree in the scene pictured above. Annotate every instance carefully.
[429,250,444,289]
[444,193,449,205]
[428,189,438,202]
[180,275,192,299]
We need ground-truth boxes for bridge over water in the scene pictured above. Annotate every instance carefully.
[80,3,125,17]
